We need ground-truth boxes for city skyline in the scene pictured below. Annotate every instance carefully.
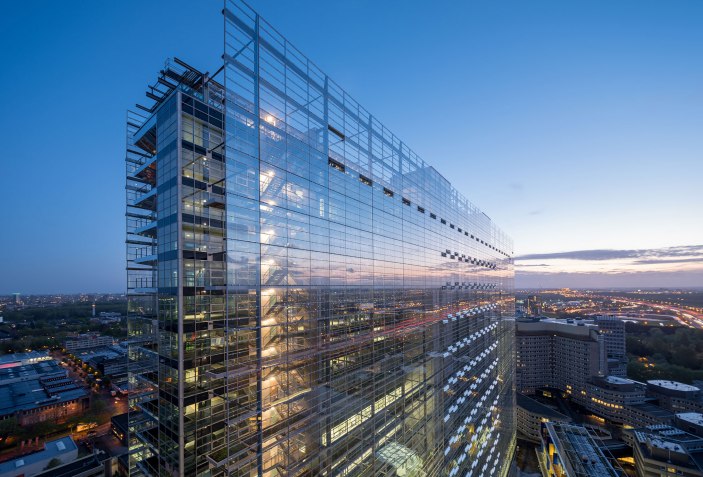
[1,0,702,294]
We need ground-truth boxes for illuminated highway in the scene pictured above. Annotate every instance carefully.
[609,297,703,329]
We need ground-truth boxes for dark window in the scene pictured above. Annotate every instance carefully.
[402,198,411,206]
[417,206,425,213]
[328,158,345,172]
[383,187,394,197]
[430,213,437,219]
[440,219,446,225]
[328,124,345,140]
[359,175,372,186]
[450,224,455,229]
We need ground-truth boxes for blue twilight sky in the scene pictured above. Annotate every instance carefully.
[1,1,702,293]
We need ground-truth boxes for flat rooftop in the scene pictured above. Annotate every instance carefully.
[0,350,51,366]
[517,393,569,420]
[604,376,635,385]
[629,402,675,419]
[0,360,62,385]
[79,346,126,361]
[649,380,700,392]
[678,413,703,426]
[0,375,88,416]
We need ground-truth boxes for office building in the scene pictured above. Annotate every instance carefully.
[125,2,514,476]
[516,318,605,400]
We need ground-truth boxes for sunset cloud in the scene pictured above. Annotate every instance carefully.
[515,245,703,288]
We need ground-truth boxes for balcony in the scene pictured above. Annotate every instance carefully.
[132,188,157,211]
[134,254,158,266]
[134,221,157,238]
[205,363,256,380]
[133,117,157,155]
[129,157,157,185]
[203,194,226,209]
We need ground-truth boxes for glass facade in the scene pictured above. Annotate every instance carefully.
[126,2,515,476]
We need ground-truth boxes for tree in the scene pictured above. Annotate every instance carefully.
[44,458,63,470]
[0,417,19,438]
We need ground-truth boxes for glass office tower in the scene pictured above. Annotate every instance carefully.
[126,2,514,476]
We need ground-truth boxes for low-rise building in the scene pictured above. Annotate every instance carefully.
[0,359,63,386]
[516,393,570,442]
[63,333,114,352]
[80,346,127,378]
[629,424,703,477]
[33,455,104,477]
[0,351,52,368]
[0,437,78,477]
[623,402,675,429]
[648,380,703,413]
[584,376,646,424]
[537,422,620,477]
[677,413,703,438]
[111,412,128,446]
[0,373,89,425]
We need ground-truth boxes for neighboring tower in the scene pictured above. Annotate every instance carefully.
[516,318,605,401]
[126,2,515,476]
[12,293,20,305]
[526,294,541,316]
[92,302,96,318]
[595,315,627,377]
